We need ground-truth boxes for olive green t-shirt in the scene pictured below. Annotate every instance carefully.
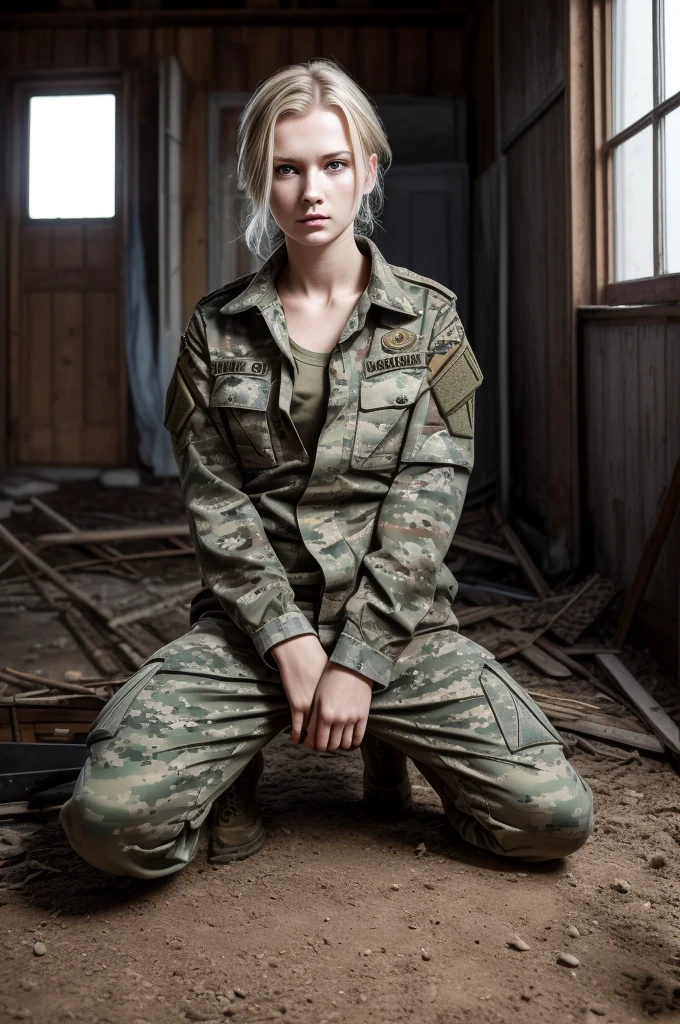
[288,337,332,575]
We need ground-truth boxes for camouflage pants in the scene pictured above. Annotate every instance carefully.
[60,616,594,878]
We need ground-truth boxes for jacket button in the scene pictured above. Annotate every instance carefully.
[396,395,408,405]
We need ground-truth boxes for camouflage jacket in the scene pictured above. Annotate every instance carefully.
[164,235,483,690]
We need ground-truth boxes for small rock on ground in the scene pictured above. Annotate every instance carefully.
[556,951,579,967]
[99,468,141,488]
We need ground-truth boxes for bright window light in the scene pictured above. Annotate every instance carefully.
[29,94,116,219]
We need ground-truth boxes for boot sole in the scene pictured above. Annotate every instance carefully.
[208,822,267,864]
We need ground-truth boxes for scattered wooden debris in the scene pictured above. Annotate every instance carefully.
[450,536,519,566]
[0,523,111,620]
[490,503,552,599]
[1,666,96,698]
[551,718,663,755]
[596,653,680,758]
[34,522,191,548]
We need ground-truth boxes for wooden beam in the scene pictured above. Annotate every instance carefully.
[36,523,190,547]
[596,652,680,757]
[0,8,471,30]
[552,717,664,754]
[0,523,112,621]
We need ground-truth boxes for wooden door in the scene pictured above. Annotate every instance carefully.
[8,77,127,467]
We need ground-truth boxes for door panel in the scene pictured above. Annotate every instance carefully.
[9,78,126,468]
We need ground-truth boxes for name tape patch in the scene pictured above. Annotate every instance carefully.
[212,357,269,377]
[364,352,427,376]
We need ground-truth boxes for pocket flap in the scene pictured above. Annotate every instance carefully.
[359,369,424,411]
[210,373,271,411]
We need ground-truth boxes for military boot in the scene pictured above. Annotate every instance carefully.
[361,734,412,817]
[208,751,266,863]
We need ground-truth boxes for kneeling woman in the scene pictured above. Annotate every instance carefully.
[61,59,593,878]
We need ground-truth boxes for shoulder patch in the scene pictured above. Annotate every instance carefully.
[390,264,457,302]
[430,340,483,437]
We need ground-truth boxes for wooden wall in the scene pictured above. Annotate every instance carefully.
[582,313,680,665]
[499,0,578,571]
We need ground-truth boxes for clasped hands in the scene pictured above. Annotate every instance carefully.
[271,634,373,753]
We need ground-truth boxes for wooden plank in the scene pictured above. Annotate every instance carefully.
[393,26,429,94]
[153,26,178,61]
[214,26,249,91]
[22,290,52,464]
[288,27,317,67]
[178,27,213,89]
[319,26,358,78]
[551,718,664,754]
[52,225,84,270]
[491,503,551,598]
[53,28,87,67]
[622,325,644,587]
[84,222,118,270]
[246,27,289,90]
[499,0,565,142]
[519,645,573,679]
[596,653,680,756]
[21,224,53,270]
[179,28,213,323]
[432,26,463,98]
[507,115,548,531]
[37,523,191,546]
[639,324,669,611]
[0,524,112,621]
[19,267,115,290]
[21,29,54,68]
[52,291,84,463]
[84,290,119,427]
[86,28,108,67]
[358,27,391,93]
[543,97,572,561]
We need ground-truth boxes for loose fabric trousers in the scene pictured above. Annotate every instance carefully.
[60,616,594,878]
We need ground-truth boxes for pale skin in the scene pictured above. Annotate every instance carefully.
[266,105,379,754]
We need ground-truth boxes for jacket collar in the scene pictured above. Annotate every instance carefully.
[219,234,419,318]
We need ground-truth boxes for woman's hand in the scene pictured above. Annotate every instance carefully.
[270,634,329,743]
[303,664,374,753]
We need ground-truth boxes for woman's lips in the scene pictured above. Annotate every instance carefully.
[299,216,328,224]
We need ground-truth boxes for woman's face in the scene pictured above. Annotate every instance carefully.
[269,105,377,247]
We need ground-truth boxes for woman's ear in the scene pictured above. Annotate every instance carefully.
[363,153,378,195]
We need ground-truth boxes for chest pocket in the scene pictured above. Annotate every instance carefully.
[351,367,425,471]
[210,369,277,469]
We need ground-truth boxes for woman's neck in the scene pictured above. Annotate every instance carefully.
[277,226,371,304]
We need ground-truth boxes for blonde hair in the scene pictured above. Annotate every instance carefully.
[236,59,391,261]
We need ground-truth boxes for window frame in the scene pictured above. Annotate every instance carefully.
[15,74,123,228]
[599,0,680,304]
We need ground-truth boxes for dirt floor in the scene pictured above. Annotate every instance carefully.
[1,480,679,1024]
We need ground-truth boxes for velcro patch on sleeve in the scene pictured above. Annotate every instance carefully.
[164,367,195,438]
[430,340,483,417]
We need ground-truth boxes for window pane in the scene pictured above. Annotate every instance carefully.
[664,107,680,272]
[614,126,654,281]
[664,0,680,99]
[613,0,653,133]
[29,94,116,219]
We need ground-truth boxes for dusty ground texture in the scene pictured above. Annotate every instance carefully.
[1,481,679,1024]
